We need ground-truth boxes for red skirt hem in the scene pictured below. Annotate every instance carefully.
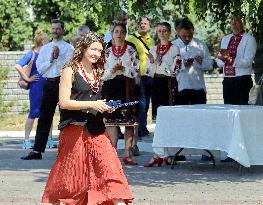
[42,125,133,205]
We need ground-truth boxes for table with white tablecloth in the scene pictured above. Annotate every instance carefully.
[152,104,263,167]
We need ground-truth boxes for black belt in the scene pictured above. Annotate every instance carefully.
[154,74,168,78]
[46,76,60,82]
[224,75,251,81]
[141,75,151,79]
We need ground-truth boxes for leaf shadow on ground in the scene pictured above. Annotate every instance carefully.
[1,142,263,187]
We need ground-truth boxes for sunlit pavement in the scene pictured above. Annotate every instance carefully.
[1,124,263,205]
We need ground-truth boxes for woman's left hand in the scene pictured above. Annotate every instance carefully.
[91,100,114,113]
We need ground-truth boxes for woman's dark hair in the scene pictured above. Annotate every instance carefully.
[112,23,127,34]
[68,32,106,82]
[157,22,171,32]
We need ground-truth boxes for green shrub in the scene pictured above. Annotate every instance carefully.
[0,67,11,116]
[21,101,29,114]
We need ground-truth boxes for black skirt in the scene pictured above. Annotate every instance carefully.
[102,75,139,126]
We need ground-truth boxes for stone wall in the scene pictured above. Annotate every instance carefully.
[205,74,224,104]
[0,51,29,113]
[0,51,225,113]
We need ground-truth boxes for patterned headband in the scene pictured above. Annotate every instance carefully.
[75,32,105,49]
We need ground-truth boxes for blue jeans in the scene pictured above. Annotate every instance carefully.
[138,76,152,134]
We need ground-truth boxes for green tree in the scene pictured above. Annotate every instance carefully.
[0,0,32,50]
[2,0,263,50]
[27,0,87,40]
[27,0,123,39]
[192,0,263,46]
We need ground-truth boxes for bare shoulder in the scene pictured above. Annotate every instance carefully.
[61,66,74,79]
[62,66,74,73]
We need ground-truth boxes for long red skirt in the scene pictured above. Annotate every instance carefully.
[42,125,133,205]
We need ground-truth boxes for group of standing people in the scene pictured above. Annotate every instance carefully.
[16,9,257,204]
[144,12,257,166]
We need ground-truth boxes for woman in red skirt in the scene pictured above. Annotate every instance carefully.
[42,32,133,205]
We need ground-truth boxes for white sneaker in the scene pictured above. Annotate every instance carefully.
[22,139,32,149]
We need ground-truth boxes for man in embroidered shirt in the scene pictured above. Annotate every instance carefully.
[216,12,257,163]
[21,19,74,160]
[216,12,257,105]
[172,18,213,105]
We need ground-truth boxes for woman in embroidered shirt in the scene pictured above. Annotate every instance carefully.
[102,23,139,165]
[146,22,180,121]
[143,22,182,167]
[42,32,133,205]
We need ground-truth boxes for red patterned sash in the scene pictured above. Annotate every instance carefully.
[224,33,243,76]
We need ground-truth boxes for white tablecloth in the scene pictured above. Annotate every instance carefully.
[152,104,263,167]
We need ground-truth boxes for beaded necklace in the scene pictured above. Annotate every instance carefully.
[112,43,128,58]
[156,42,172,65]
[78,62,100,93]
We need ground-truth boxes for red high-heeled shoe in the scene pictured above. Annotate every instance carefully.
[144,157,163,167]
[123,156,138,165]
[163,156,172,165]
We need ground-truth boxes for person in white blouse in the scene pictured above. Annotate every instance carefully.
[102,23,140,165]
[172,18,213,105]
[21,19,74,160]
[146,22,180,121]
[216,12,257,163]
[144,22,184,167]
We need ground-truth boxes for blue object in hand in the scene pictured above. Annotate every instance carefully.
[106,100,122,108]
[106,100,139,108]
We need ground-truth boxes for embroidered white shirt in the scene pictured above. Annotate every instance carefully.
[36,40,74,78]
[215,33,257,77]
[146,44,180,77]
[172,37,213,92]
[103,45,139,81]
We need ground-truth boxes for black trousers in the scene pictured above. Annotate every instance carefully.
[223,75,253,105]
[151,76,175,119]
[33,78,60,153]
[177,89,206,105]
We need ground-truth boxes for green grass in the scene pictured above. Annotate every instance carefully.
[0,113,60,131]
[0,108,153,131]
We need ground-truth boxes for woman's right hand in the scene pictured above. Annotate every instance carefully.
[92,100,114,113]
[112,64,124,73]
[217,49,231,62]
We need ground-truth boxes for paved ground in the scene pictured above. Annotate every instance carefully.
[1,128,263,205]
